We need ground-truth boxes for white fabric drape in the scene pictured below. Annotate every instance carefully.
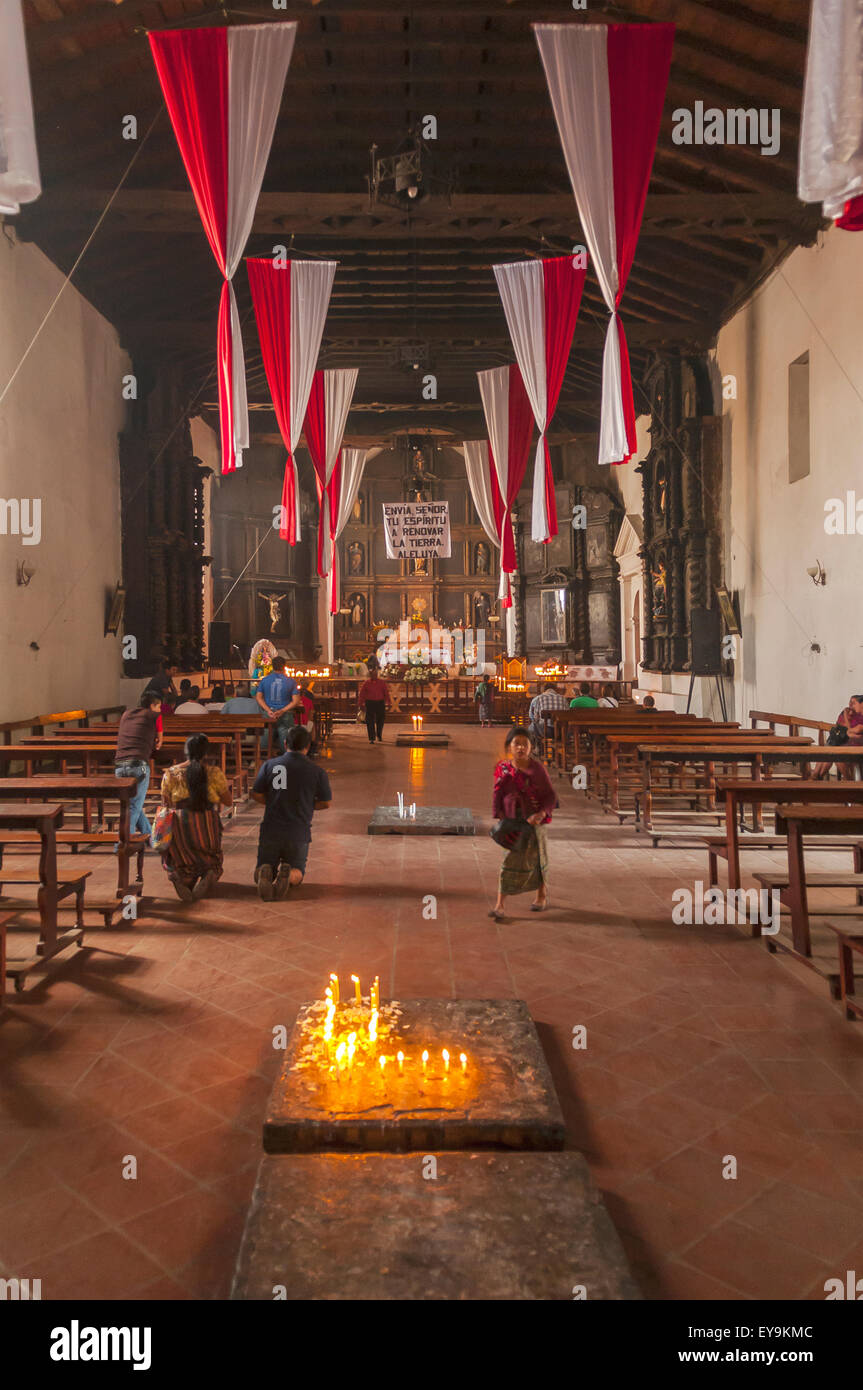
[327,445,376,618]
[477,366,512,500]
[0,1,40,214]
[224,23,295,471]
[226,25,296,271]
[287,259,337,542]
[799,0,863,218]
[492,261,552,543]
[462,441,499,546]
[319,367,358,576]
[535,24,628,465]
[477,368,517,604]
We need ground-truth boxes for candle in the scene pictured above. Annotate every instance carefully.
[460,1052,467,1073]
[368,1009,378,1043]
[329,973,340,1006]
[352,974,361,1004]
[442,1048,450,1073]
[379,1055,386,1073]
[421,1049,429,1073]
[370,975,380,1011]
[397,1050,404,1073]
[347,1031,357,1069]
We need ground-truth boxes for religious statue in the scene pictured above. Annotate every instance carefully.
[258,591,286,634]
[651,562,668,617]
[475,542,490,574]
[348,592,365,627]
[410,596,428,622]
[348,541,364,575]
[412,554,428,576]
[352,494,364,522]
[473,590,491,629]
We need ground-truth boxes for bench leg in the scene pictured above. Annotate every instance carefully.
[708,850,718,889]
[838,940,856,1019]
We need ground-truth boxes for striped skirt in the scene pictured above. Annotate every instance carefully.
[164,806,223,885]
[498,823,549,896]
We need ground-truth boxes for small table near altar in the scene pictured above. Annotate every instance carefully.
[394,731,450,748]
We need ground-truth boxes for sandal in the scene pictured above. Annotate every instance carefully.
[488,908,504,921]
[530,902,548,913]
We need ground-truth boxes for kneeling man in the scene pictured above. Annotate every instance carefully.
[253,725,332,901]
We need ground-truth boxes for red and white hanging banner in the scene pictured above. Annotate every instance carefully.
[534,22,674,465]
[246,257,337,543]
[462,439,508,604]
[493,255,586,541]
[149,23,297,474]
[477,364,535,608]
[304,368,358,577]
[799,0,863,230]
[324,445,370,615]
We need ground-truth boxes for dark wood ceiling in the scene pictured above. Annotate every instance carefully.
[18,0,822,445]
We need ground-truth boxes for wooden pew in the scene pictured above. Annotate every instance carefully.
[635,740,816,835]
[749,709,833,744]
[769,805,863,971]
[0,803,87,990]
[0,776,138,925]
[709,778,863,892]
[551,710,707,777]
[595,728,780,818]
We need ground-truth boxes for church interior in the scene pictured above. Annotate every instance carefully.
[1,0,863,1328]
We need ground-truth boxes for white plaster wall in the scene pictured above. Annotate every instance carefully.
[0,233,131,722]
[716,226,863,724]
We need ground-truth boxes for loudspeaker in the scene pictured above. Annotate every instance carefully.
[690,607,722,675]
[208,621,232,666]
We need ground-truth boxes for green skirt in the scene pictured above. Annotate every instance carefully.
[499,823,549,896]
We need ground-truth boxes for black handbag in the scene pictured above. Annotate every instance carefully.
[828,724,850,746]
[490,817,531,851]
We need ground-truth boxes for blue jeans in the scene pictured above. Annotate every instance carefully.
[115,759,151,836]
[275,709,298,752]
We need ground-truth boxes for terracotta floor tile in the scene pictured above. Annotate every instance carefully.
[122,1188,246,1276]
[0,1185,107,1266]
[684,1218,836,1300]
[734,1179,859,1263]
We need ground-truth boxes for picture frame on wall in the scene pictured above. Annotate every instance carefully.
[540,586,567,646]
[715,584,741,636]
[105,583,126,636]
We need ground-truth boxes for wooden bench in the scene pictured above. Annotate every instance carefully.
[823,924,863,1020]
[635,741,818,833]
[749,709,833,744]
[0,804,89,989]
[0,909,13,1008]
[770,805,863,971]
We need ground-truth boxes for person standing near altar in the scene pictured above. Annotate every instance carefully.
[358,670,391,744]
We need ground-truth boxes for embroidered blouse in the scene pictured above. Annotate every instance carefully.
[160,763,229,808]
[492,757,556,824]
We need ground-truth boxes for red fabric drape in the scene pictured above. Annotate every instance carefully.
[325,459,342,613]
[607,23,674,463]
[542,255,585,536]
[148,30,228,270]
[500,363,534,574]
[246,258,294,540]
[304,371,329,575]
[837,193,863,231]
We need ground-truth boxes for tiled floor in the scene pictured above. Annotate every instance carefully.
[2,723,863,1299]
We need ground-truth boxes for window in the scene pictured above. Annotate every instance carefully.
[788,351,810,483]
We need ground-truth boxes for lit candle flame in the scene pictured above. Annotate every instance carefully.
[379,1055,386,1072]
[460,1053,467,1072]
[370,975,380,1011]
[335,1041,346,1067]
[368,1009,378,1043]
[397,1050,404,1072]
[352,974,361,1004]
[421,1049,429,1071]
[442,1048,450,1072]
[329,973,340,1006]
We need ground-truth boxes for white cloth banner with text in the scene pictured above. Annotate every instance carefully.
[382,502,451,559]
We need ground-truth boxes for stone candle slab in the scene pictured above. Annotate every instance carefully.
[232,1151,640,1300]
[263,998,565,1153]
[394,732,451,748]
[368,805,473,835]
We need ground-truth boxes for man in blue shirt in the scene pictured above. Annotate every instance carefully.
[221,680,261,715]
[252,725,332,900]
[255,656,302,752]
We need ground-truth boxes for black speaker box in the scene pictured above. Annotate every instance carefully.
[208,621,232,666]
[690,607,722,675]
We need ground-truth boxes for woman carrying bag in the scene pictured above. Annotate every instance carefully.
[157,733,232,901]
[489,727,556,921]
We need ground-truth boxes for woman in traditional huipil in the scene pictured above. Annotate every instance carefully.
[489,727,556,920]
[160,734,232,901]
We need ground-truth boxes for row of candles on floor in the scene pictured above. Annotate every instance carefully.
[395,792,417,820]
[322,973,467,1077]
[411,715,424,731]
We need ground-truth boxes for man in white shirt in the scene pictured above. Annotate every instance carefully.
[528,684,569,755]
[174,685,207,714]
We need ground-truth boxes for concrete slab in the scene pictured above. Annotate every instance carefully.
[368,805,474,835]
[394,732,451,748]
[232,1151,641,1300]
[263,997,565,1153]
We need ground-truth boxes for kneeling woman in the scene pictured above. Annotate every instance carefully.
[160,734,232,901]
[489,727,556,920]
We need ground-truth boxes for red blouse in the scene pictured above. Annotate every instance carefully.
[492,757,556,824]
